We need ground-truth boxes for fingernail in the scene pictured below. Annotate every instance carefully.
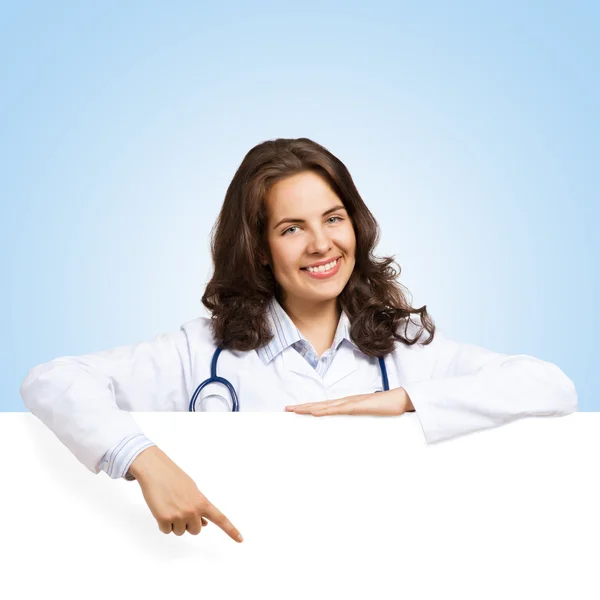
[237,534,244,542]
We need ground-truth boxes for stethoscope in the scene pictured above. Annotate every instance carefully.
[189,346,390,411]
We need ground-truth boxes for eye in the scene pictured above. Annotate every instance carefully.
[281,216,343,236]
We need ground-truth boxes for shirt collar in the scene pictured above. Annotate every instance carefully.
[256,297,356,365]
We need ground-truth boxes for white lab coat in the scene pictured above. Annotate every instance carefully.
[20,314,577,476]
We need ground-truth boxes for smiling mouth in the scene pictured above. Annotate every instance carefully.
[300,257,341,274]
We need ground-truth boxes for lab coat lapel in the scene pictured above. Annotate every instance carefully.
[323,342,357,387]
[280,346,322,382]
[279,341,357,387]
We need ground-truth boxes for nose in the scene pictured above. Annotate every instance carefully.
[306,226,333,255]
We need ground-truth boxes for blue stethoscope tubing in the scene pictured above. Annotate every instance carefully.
[189,346,390,412]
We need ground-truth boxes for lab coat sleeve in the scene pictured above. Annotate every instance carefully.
[19,325,194,476]
[99,434,156,480]
[398,324,578,444]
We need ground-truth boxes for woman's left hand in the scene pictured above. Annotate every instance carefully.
[285,387,414,417]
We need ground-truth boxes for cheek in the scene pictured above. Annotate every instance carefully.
[338,227,356,255]
[270,241,298,275]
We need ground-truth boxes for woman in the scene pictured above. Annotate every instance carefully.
[20,137,577,543]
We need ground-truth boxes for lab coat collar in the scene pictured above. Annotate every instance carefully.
[280,338,357,386]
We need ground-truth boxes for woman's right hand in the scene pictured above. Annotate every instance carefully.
[128,446,243,542]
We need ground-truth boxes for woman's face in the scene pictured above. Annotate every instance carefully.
[264,171,356,308]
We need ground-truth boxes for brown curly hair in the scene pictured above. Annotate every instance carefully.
[201,137,436,356]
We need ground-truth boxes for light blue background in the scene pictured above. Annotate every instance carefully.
[2,1,597,411]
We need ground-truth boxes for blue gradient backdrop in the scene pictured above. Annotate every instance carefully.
[2,1,597,411]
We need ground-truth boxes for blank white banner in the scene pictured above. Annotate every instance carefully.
[1,412,597,600]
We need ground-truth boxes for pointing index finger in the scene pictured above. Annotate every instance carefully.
[203,502,244,543]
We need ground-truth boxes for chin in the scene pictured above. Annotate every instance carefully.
[308,284,346,302]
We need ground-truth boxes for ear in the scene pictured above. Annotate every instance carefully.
[258,246,271,267]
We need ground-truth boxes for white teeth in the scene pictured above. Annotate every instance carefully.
[306,259,338,273]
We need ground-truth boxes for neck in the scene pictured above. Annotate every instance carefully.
[281,297,341,352]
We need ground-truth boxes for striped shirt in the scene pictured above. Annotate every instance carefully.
[256,297,357,376]
[100,297,355,480]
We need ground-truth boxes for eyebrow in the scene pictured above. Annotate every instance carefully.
[273,205,347,230]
